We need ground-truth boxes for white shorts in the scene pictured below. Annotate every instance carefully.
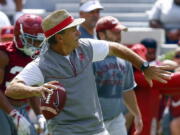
[104,113,127,135]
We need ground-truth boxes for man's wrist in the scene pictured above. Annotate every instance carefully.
[140,61,149,71]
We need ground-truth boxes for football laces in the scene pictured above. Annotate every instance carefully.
[45,89,53,104]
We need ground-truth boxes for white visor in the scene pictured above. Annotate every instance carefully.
[79,0,103,12]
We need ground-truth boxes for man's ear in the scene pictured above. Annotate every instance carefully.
[54,34,64,45]
[55,34,62,42]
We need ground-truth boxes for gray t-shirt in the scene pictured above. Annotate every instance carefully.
[93,56,136,120]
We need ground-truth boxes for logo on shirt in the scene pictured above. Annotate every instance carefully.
[79,53,85,61]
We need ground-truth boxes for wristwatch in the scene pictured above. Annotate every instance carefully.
[140,62,149,71]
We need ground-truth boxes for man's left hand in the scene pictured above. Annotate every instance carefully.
[143,65,172,87]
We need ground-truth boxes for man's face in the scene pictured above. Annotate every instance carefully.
[80,9,100,28]
[59,26,81,54]
[103,30,121,43]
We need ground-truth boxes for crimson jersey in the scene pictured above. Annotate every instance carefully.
[0,41,32,92]
[130,71,180,135]
[170,95,180,117]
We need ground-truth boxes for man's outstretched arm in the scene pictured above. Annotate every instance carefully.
[108,41,171,87]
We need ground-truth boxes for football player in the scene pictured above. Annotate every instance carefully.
[0,14,45,135]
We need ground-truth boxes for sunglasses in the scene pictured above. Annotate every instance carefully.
[175,54,180,58]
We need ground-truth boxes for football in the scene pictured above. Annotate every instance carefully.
[40,82,67,120]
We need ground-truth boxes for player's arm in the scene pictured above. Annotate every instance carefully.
[108,42,171,87]
[0,50,9,83]
[0,91,14,113]
[0,50,14,113]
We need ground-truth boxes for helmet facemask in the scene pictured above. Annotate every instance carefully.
[14,14,44,58]
[16,23,44,57]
